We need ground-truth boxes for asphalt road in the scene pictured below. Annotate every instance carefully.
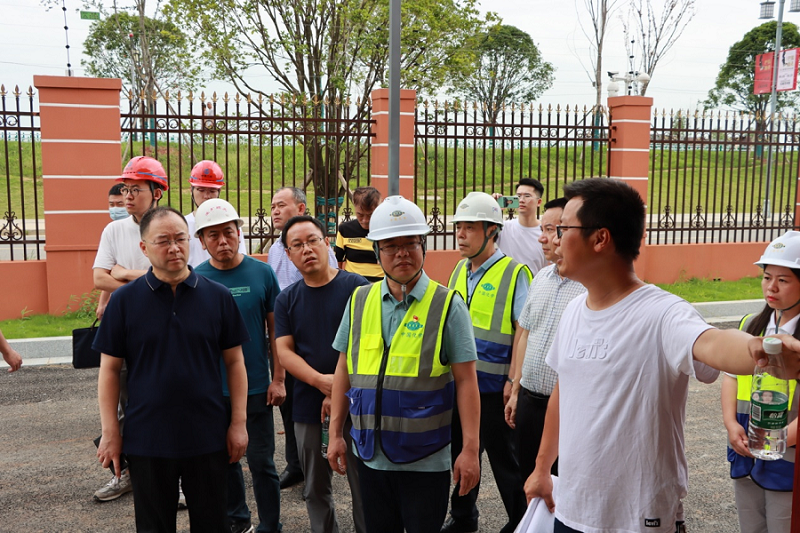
[0,358,744,533]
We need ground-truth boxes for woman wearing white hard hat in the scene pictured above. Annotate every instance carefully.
[721,231,800,533]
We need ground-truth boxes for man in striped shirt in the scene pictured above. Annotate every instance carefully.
[503,197,586,482]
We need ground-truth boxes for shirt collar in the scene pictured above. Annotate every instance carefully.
[467,249,505,277]
[380,271,431,304]
[144,266,199,291]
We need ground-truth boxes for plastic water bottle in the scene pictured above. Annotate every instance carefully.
[321,415,330,459]
[748,337,790,460]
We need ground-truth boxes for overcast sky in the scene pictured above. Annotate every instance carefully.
[0,0,781,112]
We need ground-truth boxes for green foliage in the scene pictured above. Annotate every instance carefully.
[705,22,800,117]
[0,313,94,339]
[655,276,762,303]
[448,25,554,123]
[82,11,201,92]
[65,291,101,321]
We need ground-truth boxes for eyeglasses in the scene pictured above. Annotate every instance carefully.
[379,241,423,255]
[119,186,148,197]
[555,225,600,239]
[144,237,190,248]
[287,235,325,252]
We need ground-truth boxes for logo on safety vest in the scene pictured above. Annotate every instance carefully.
[405,315,424,331]
[481,282,496,291]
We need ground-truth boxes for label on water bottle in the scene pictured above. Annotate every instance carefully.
[750,390,789,430]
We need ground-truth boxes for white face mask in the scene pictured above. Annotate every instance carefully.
[109,207,129,221]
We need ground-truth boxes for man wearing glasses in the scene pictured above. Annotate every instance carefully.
[274,215,368,533]
[94,206,250,532]
[525,178,800,533]
[503,197,585,487]
[90,155,168,503]
[267,186,337,491]
[327,196,481,533]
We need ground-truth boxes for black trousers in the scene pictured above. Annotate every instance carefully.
[450,391,526,533]
[127,449,228,533]
[356,458,450,533]
[514,387,558,483]
[278,373,303,475]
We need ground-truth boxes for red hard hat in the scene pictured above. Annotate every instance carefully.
[118,156,169,191]
[189,160,225,189]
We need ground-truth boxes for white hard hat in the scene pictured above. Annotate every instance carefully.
[367,195,431,242]
[194,198,243,237]
[451,191,504,226]
[755,231,800,269]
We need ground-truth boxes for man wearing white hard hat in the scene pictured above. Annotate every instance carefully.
[194,199,285,533]
[443,191,531,533]
[327,195,482,533]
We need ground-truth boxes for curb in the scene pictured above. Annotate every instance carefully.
[1,299,767,370]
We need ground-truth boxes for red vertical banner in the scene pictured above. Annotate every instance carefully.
[755,52,774,95]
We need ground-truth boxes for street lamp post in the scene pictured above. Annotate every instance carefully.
[758,0,800,216]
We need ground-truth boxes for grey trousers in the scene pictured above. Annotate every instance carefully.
[733,476,792,533]
[294,420,366,533]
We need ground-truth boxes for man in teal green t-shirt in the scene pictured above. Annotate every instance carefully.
[194,198,285,533]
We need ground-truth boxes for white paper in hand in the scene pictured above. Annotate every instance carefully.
[514,475,559,533]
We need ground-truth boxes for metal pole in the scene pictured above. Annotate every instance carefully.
[387,0,401,196]
[765,0,785,217]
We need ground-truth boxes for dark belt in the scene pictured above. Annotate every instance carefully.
[521,387,550,401]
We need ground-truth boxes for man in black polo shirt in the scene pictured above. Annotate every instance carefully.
[95,206,250,533]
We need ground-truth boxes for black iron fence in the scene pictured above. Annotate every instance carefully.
[414,101,609,249]
[121,91,375,253]
[647,109,800,244]
[0,85,42,261]
[3,84,800,261]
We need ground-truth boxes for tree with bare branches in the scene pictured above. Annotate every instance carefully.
[623,0,696,96]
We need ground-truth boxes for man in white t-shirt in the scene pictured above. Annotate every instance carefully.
[495,178,547,275]
[91,156,169,503]
[525,178,800,533]
[267,186,337,490]
[183,160,247,268]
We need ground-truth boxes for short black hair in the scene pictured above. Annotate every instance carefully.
[517,178,544,197]
[543,197,567,211]
[139,206,188,239]
[352,187,382,210]
[109,183,125,196]
[281,215,326,249]
[563,178,645,262]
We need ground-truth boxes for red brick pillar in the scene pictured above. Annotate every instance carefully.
[370,88,417,200]
[607,95,653,274]
[34,76,122,314]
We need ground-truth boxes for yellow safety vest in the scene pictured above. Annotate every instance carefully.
[346,280,455,463]
[448,255,531,392]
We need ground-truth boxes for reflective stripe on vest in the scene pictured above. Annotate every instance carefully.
[447,256,531,392]
[728,314,796,490]
[346,281,455,464]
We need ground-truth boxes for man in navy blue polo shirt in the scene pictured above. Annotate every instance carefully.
[95,206,250,533]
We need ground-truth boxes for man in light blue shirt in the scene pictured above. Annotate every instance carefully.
[327,196,481,533]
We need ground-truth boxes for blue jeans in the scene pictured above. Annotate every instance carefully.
[226,393,281,533]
